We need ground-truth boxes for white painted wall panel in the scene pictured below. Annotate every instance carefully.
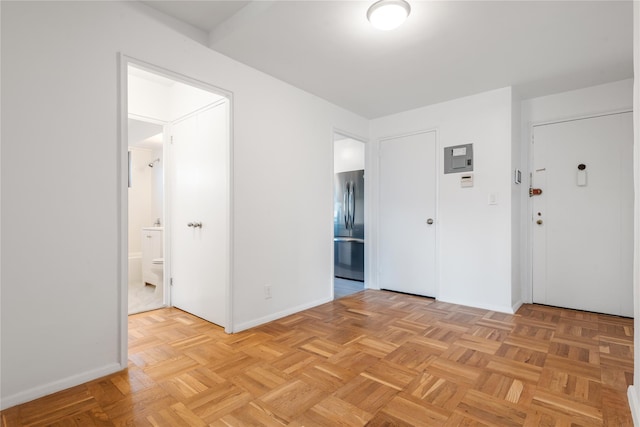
[370,88,514,313]
[0,1,367,408]
[520,79,633,304]
[627,3,640,423]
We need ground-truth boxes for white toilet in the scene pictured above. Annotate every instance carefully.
[142,227,163,287]
[150,258,164,285]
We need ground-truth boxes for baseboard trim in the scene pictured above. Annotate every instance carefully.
[628,386,640,426]
[512,300,523,314]
[0,362,123,411]
[232,296,333,333]
[436,296,516,314]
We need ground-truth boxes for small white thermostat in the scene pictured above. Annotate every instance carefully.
[461,174,473,188]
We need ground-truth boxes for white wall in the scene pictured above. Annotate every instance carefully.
[511,89,523,308]
[151,147,163,224]
[0,1,368,408]
[128,147,155,253]
[370,87,515,313]
[627,2,640,423]
[334,137,365,173]
[522,79,633,124]
[519,79,633,303]
[128,73,171,121]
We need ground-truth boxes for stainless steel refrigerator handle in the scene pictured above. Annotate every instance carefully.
[343,185,349,229]
[334,237,365,243]
[348,182,354,230]
[349,182,355,230]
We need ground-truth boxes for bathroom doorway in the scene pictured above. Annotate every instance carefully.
[127,114,166,314]
[124,61,231,328]
[333,133,366,299]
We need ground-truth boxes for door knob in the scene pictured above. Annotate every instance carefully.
[187,222,194,227]
[426,218,434,225]
[536,219,543,225]
[192,222,202,228]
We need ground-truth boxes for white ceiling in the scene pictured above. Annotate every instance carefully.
[141,0,633,119]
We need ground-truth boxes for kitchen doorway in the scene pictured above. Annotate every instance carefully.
[122,58,232,340]
[333,133,365,299]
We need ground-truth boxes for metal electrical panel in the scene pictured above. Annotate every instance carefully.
[444,144,473,174]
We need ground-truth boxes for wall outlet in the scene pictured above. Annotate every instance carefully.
[264,284,272,299]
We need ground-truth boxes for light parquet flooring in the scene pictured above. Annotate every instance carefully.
[1,290,634,426]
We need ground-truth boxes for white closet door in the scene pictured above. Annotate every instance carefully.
[378,131,437,297]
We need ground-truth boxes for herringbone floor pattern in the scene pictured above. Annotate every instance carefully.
[1,290,634,426]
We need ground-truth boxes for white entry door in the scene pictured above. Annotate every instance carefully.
[170,102,229,326]
[532,112,633,317]
[378,131,437,297]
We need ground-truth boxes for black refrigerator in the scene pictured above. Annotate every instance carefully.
[334,170,364,281]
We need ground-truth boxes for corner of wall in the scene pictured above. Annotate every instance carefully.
[0,363,122,411]
[632,1,640,418]
[511,87,523,307]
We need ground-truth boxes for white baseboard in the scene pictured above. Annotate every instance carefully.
[628,386,640,426]
[436,296,517,314]
[232,296,333,333]
[0,362,123,411]
[511,300,523,314]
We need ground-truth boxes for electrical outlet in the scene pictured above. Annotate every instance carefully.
[264,285,272,299]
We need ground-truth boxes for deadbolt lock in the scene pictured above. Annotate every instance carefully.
[529,188,543,197]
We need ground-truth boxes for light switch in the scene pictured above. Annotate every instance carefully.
[488,193,497,205]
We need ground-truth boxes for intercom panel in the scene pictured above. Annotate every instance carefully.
[444,144,473,174]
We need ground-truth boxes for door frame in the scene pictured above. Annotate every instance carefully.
[118,54,235,367]
[525,108,633,305]
[374,128,440,298]
[331,129,369,297]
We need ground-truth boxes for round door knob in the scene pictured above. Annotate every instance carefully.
[536,219,543,225]
[187,222,194,227]
[426,218,434,225]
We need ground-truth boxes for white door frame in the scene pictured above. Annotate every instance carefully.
[331,129,369,297]
[374,128,440,298]
[526,109,633,305]
[118,54,235,368]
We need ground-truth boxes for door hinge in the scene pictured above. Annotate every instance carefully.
[170,278,174,286]
[170,135,174,144]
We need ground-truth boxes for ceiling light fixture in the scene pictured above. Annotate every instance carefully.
[367,0,411,31]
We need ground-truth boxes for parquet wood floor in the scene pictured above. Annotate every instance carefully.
[1,290,634,426]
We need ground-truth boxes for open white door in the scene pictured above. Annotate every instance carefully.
[378,131,437,297]
[532,112,633,317]
[169,101,229,326]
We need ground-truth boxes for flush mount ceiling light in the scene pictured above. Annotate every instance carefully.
[367,0,411,31]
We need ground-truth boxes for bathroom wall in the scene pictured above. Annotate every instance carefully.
[128,148,155,254]
[150,147,164,225]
